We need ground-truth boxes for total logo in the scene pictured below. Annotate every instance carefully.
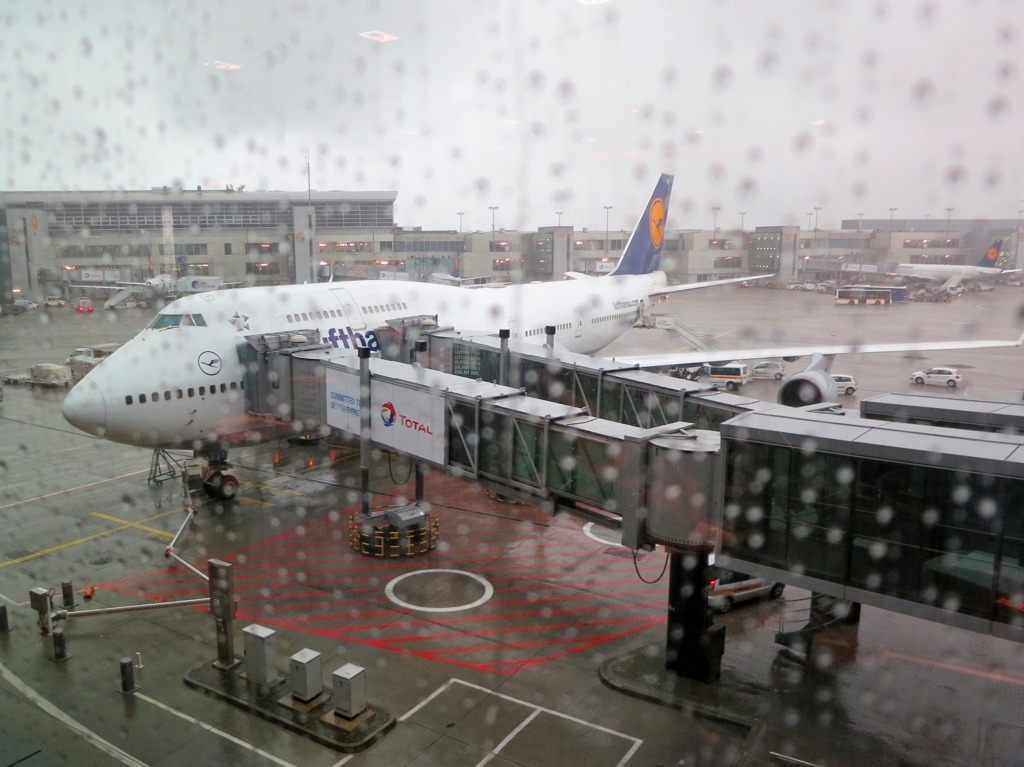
[323,327,381,351]
[380,401,433,434]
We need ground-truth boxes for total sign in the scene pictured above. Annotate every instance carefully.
[325,367,446,464]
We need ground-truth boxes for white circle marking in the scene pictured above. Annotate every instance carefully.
[384,569,494,613]
[583,522,625,548]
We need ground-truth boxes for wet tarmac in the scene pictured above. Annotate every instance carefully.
[1,288,1024,767]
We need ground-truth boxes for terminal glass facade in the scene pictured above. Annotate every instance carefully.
[723,438,1024,628]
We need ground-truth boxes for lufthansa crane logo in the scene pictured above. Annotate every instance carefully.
[381,402,397,427]
[985,246,999,262]
[648,197,666,249]
[198,351,222,376]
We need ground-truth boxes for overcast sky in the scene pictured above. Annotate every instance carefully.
[3,0,1022,233]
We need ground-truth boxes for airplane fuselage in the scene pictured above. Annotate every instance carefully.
[65,273,666,449]
[893,263,1003,282]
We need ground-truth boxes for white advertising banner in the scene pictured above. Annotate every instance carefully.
[79,269,105,282]
[595,261,615,273]
[325,366,446,464]
[103,270,121,282]
[379,270,396,281]
[840,263,861,272]
[395,272,410,281]
[860,264,878,273]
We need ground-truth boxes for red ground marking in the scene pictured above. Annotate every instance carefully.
[102,475,668,674]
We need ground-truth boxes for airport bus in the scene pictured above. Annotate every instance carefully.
[834,285,909,305]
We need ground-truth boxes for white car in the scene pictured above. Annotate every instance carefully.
[13,299,38,311]
[831,374,857,395]
[910,367,961,387]
[751,361,786,380]
[708,569,785,613]
[44,296,66,307]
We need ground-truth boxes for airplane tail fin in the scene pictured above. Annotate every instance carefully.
[978,239,1003,267]
[608,173,673,276]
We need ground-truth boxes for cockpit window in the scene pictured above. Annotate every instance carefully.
[146,313,207,329]
[147,314,183,329]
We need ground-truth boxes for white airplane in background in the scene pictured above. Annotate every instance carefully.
[891,240,1020,284]
[63,174,1024,498]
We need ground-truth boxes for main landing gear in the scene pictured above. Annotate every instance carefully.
[199,448,239,500]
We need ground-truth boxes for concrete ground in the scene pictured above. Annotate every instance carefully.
[1,287,1023,767]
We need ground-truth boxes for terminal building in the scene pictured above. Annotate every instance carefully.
[1,186,1022,305]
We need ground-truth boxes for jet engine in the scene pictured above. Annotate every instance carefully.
[776,353,837,407]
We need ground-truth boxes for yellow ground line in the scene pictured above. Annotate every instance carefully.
[235,496,273,507]
[89,512,175,540]
[0,506,195,570]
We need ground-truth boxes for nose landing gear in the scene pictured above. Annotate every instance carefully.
[202,472,239,500]
[198,447,239,500]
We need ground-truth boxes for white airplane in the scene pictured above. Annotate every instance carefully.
[63,174,1024,498]
[891,240,1020,283]
[84,274,243,297]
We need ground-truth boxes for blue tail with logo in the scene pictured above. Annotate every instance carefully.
[977,240,1003,267]
[609,173,674,276]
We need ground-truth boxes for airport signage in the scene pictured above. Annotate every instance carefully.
[325,367,445,463]
[841,263,860,272]
[76,269,122,282]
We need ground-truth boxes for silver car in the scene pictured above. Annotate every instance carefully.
[751,361,786,380]
[708,569,785,613]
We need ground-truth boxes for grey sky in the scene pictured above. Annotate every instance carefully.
[4,0,1022,232]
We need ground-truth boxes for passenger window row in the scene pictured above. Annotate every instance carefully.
[590,311,636,325]
[362,302,408,313]
[125,380,241,405]
[281,303,409,325]
[524,322,573,338]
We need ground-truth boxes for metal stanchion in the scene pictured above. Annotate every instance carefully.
[52,627,70,663]
[61,581,75,609]
[118,657,140,695]
[358,347,372,516]
[498,328,510,386]
[0,604,10,634]
[208,559,239,669]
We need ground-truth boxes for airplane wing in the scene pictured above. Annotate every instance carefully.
[563,271,595,280]
[609,331,1024,369]
[650,274,773,296]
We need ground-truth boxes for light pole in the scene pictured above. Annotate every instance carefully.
[806,212,813,232]
[556,211,563,226]
[889,207,897,233]
[945,207,954,238]
[738,211,746,230]
[813,206,821,232]
[712,206,720,237]
[603,206,612,253]
[489,206,498,246]
[857,212,864,231]
[457,212,464,232]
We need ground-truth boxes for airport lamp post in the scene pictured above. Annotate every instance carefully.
[889,207,897,233]
[738,211,746,230]
[946,207,954,237]
[604,206,612,253]
[457,212,464,233]
[556,211,563,226]
[814,206,822,248]
[711,206,720,238]
[489,206,498,247]
[858,212,864,231]
[806,212,813,232]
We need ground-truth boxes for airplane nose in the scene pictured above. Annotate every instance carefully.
[62,379,107,436]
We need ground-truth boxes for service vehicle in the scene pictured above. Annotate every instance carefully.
[44,296,66,307]
[708,569,785,613]
[802,282,819,291]
[76,297,94,312]
[751,361,786,380]
[910,367,962,387]
[831,374,858,395]
[14,299,38,311]
[700,361,752,391]
[66,344,121,380]
[1,363,72,389]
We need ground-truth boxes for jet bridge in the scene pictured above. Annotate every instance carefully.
[239,332,724,543]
